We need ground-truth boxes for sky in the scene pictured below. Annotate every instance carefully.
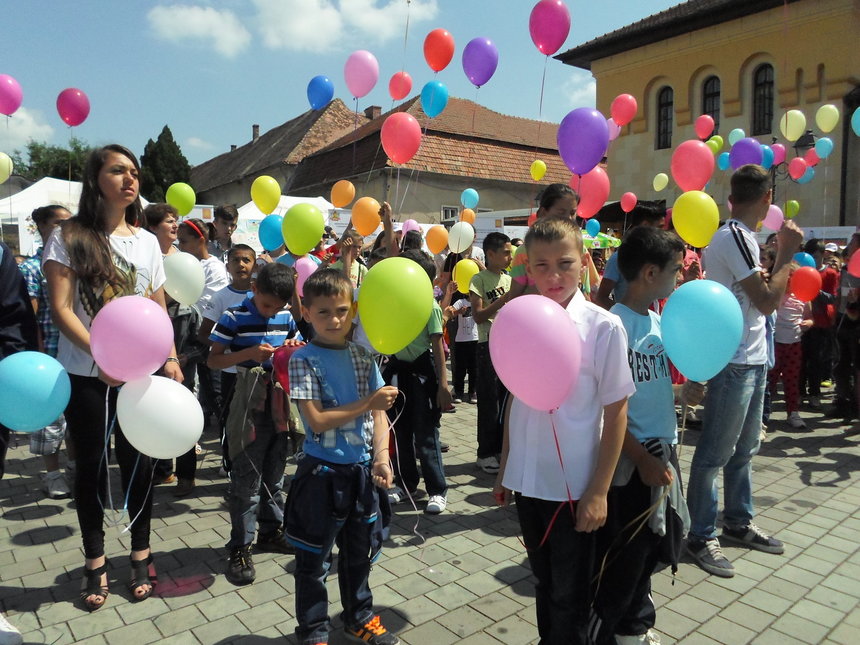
[0,0,681,167]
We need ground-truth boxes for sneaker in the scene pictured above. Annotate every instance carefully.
[686,537,734,577]
[226,544,255,585]
[255,528,295,555]
[425,495,447,514]
[173,478,195,497]
[616,630,662,645]
[452,395,463,404]
[439,442,450,453]
[41,470,71,499]
[344,615,399,645]
[0,611,23,645]
[720,523,784,554]
[787,411,807,430]
[809,396,822,409]
[156,473,177,485]
[821,379,834,389]
[476,455,500,474]
[387,486,417,504]
[469,394,478,404]
[760,423,767,442]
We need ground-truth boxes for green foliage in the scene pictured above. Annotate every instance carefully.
[140,125,190,203]
[12,137,92,181]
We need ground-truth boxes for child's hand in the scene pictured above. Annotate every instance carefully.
[163,360,184,383]
[636,454,673,487]
[680,381,705,407]
[575,489,607,532]
[492,477,511,506]
[368,386,398,410]
[372,460,393,489]
[436,386,453,411]
[283,339,306,348]
[380,201,392,222]
[248,343,276,363]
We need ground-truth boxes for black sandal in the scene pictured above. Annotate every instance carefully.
[128,553,157,602]
[80,561,109,612]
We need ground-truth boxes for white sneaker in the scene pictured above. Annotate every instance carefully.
[0,611,23,645]
[476,456,500,474]
[41,470,71,499]
[759,423,767,442]
[425,495,447,514]
[615,631,661,645]
[788,411,807,429]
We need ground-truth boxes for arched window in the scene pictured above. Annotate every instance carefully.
[752,64,774,135]
[656,86,673,150]
[702,76,721,133]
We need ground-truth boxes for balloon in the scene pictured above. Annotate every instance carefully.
[454,259,480,294]
[706,140,720,155]
[282,203,325,256]
[448,222,475,253]
[423,28,455,72]
[330,180,355,208]
[653,173,669,192]
[717,152,730,171]
[56,88,90,126]
[295,256,318,298]
[805,148,820,167]
[530,159,547,181]
[728,128,745,146]
[258,214,285,251]
[585,219,600,237]
[709,135,724,151]
[672,191,719,248]
[344,50,379,99]
[380,112,421,165]
[695,114,715,139]
[272,344,302,393]
[358,257,434,354]
[251,175,281,214]
[729,137,764,169]
[852,107,860,137]
[460,208,476,225]
[401,219,420,236]
[529,0,571,56]
[165,182,196,216]
[489,294,582,411]
[0,74,22,116]
[621,192,637,213]
[558,108,610,175]
[163,251,205,305]
[788,157,808,180]
[527,211,538,227]
[815,104,839,133]
[780,110,807,142]
[420,80,449,118]
[461,188,479,209]
[0,352,70,432]
[761,145,774,170]
[425,225,449,254]
[610,94,638,127]
[796,165,815,185]
[762,205,784,231]
[306,75,334,110]
[117,376,204,459]
[815,137,834,159]
[462,38,499,88]
[352,196,381,236]
[0,152,12,184]
[571,166,610,219]
[661,280,743,382]
[790,266,822,302]
[848,250,860,278]
[785,200,800,219]
[90,296,173,382]
[607,117,622,141]
[389,71,413,101]
[793,252,816,268]
[671,140,715,191]
[771,143,786,166]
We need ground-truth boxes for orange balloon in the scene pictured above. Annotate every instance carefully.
[460,208,476,224]
[425,225,449,254]
[330,180,355,208]
[352,196,381,236]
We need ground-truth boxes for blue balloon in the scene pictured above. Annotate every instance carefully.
[661,280,743,382]
[420,80,449,119]
[259,214,285,251]
[793,252,816,268]
[761,145,774,170]
[307,75,334,110]
[585,219,600,237]
[814,137,834,159]
[0,352,70,432]
[717,152,731,171]
[797,165,815,185]
[461,188,479,209]
[852,107,860,137]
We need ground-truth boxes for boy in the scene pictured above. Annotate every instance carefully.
[208,262,303,585]
[469,232,513,474]
[593,226,704,645]
[494,218,634,645]
[285,269,399,645]
[208,204,238,263]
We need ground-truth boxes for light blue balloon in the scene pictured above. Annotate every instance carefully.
[761,145,774,170]
[814,137,833,159]
[852,107,860,137]
[461,188,479,209]
[728,128,745,146]
[661,280,743,382]
[306,75,334,111]
[717,152,731,171]
[420,80,449,119]
[796,165,815,185]
[793,252,816,268]
[0,352,71,432]
[585,219,600,237]
[259,214,285,251]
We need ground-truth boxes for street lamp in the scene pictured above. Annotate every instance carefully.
[770,129,817,202]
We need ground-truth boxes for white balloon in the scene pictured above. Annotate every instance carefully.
[448,222,475,254]
[163,251,205,305]
[117,376,204,459]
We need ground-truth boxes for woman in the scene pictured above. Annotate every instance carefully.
[43,145,183,611]
[143,203,179,256]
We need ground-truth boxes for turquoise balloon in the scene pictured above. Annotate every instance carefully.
[797,166,815,185]
[461,188,479,209]
[852,107,860,136]
[728,128,745,146]
[717,152,730,171]
[814,137,833,159]
[259,214,285,251]
[585,218,600,237]
[420,80,449,118]
[793,252,816,268]
[0,352,71,432]
[761,145,774,170]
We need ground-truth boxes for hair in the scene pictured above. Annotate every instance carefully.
[178,217,210,242]
[510,237,524,247]
[227,243,256,261]
[401,230,423,251]
[804,238,825,256]
[399,248,437,282]
[143,203,178,230]
[730,164,771,206]
[760,245,777,266]
[630,201,667,227]
[31,204,70,227]
[302,268,353,306]
[254,262,294,301]
[368,247,388,266]
[214,204,239,222]
[483,231,510,254]
[524,217,584,255]
[343,229,364,246]
[765,232,777,246]
[616,226,686,282]
[538,183,578,211]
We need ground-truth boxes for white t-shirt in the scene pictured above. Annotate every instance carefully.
[502,290,636,501]
[199,284,248,374]
[42,226,166,377]
[453,297,478,343]
[774,294,806,344]
[702,220,767,365]
[197,255,230,311]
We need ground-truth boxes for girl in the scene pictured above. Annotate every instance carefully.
[43,144,183,611]
[143,203,179,257]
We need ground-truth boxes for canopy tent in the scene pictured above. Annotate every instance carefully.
[234,195,351,252]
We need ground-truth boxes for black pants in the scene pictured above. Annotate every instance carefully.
[65,375,153,559]
[834,315,859,412]
[453,340,477,397]
[154,368,198,480]
[802,327,833,397]
[475,342,506,459]
[0,423,9,480]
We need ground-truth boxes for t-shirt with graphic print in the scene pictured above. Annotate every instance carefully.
[469,269,511,343]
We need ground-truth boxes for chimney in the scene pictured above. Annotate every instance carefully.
[252,124,260,141]
[363,105,381,120]
[230,144,237,152]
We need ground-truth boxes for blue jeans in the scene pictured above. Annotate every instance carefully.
[687,363,766,540]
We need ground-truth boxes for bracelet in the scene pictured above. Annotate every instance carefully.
[165,357,180,365]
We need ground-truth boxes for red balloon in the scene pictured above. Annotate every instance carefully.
[381,112,422,165]
[56,88,90,126]
[848,250,860,279]
[527,211,537,226]
[570,166,610,219]
[790,266,822,302]
[424,29,455,72]
[529,0,571,56]
[788,157,808,180]
[805,148,820,167]
[695,114,715,140]
[671,140,715,192]
[388,71,412,101]
[621,192,638,213]
[272,344,302,392]
[610,94,638,127]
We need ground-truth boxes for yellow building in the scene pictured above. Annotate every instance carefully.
[558,0,860,228]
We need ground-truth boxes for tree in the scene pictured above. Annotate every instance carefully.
[11,137,92,181]
[140,125,191,203]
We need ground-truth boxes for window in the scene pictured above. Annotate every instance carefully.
[702,76,721,133]
[441,206,458,224]
[752,64,774,135]
[656,86,673,150]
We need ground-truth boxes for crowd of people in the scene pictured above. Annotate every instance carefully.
[0,145,858,645]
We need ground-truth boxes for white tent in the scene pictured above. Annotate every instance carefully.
[234,195,350,252]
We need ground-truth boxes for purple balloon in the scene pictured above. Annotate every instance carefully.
[729,137,764,170]
[557,108,610,176]
[462,38,499,88]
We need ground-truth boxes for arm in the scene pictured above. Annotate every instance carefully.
[431,333,453,410]
[622,431,672,487]
[740,221,803,315]
[149,286,183,382]
[586,252,601,291]
[295,385,398,434]
[197,317,216,346]
[801,302,814,331]
[0,250,38,357]
[593,277,616,310]
[381,202,399,258]
[370,409,393,489]
[207,341,275,370]
[493,394,515,505]
[470,289,509,325]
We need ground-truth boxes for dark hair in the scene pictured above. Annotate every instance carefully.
[616,226,686,282]
[510,237,523,247]
[483,231,510,254]
[730,164,770,206]
[178,217,210,242]
[227,243,256,261]
[368,247,388,265]
[302,268,353,306]
[630,202,667,227]
[765,232,777,246]
[214,204,239,222]
[254,262,294,301]
[761,246,777,265]
[538,183,578,211]
[401,230,423,251]
[31,205,70,227]
[525,217,584,254]
[143,203,178,230]
[804,238,825,256]
[399,249,436,282]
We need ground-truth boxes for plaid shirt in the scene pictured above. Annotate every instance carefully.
[19,248,59,358]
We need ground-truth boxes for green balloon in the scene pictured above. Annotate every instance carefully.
[785,200,800,219]
[165,182,196,216]
[358,257,433,355]
[282,203,325,256]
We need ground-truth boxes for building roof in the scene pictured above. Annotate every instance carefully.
[556,0,803,70]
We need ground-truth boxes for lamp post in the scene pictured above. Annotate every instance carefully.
[770,129,817,203]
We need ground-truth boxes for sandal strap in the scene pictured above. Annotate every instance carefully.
[80,562,110,605]
[129,553,158,586]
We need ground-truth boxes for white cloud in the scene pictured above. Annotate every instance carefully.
[340,0,438,42]
[563,72,596,110]
[186,136,215,150]
[0,108,55,153]
[148,5,251,58]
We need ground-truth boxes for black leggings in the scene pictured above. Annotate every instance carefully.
[65,375,154,559]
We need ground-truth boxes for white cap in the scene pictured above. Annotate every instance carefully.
[825,242,839,252]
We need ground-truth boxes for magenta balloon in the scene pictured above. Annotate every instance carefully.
[558,108,610,176]
[0,75,23,116]
[570,166,610,219]
[56,88,90,127]
[489,294,582,411]
[462,38,499,88]
[388,71,412,101]
[529,0,571,56]
[771,143,787,166]
[729,137,764,170]
[670,140,715,192]
[344,50,379,99]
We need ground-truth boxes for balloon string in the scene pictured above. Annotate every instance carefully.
[385,389,425,546]
[538,410,576,549]
[400,0,411,74]
[394,166,401,219]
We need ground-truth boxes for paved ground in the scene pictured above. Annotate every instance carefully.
[1,387,859,645]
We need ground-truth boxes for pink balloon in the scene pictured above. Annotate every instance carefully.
[401,219,420,236]
[381,112,422,165]
[0,74,23,116]
[788,157,808,180]
[295,256,318,298]
[344,50,379,99]
[571,166,610,219]
[489,294,581,411]
[90,296,173,382]
[388,71,412,101]
[694,115,715,140]
[805,148,820,167]
[671,140,715,192]
[529,0,571,56]
[611,94,638,127]
[762,205,784,231]
[771,143,787,166]
[621,192,638,213]
[56,88,90,126]
[607,117,622,141]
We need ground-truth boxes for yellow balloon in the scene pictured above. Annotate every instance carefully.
[815,104,840,134]
[453,259,479,294]
[251,175,281,214]
[672,190,719,248]
[530,159,547,181]
[706,140,720,155]
[0,152,12,184]
[708,135,724,151]
[330,180,355,208]
[779,109,807,142]
[652,173,669,192]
